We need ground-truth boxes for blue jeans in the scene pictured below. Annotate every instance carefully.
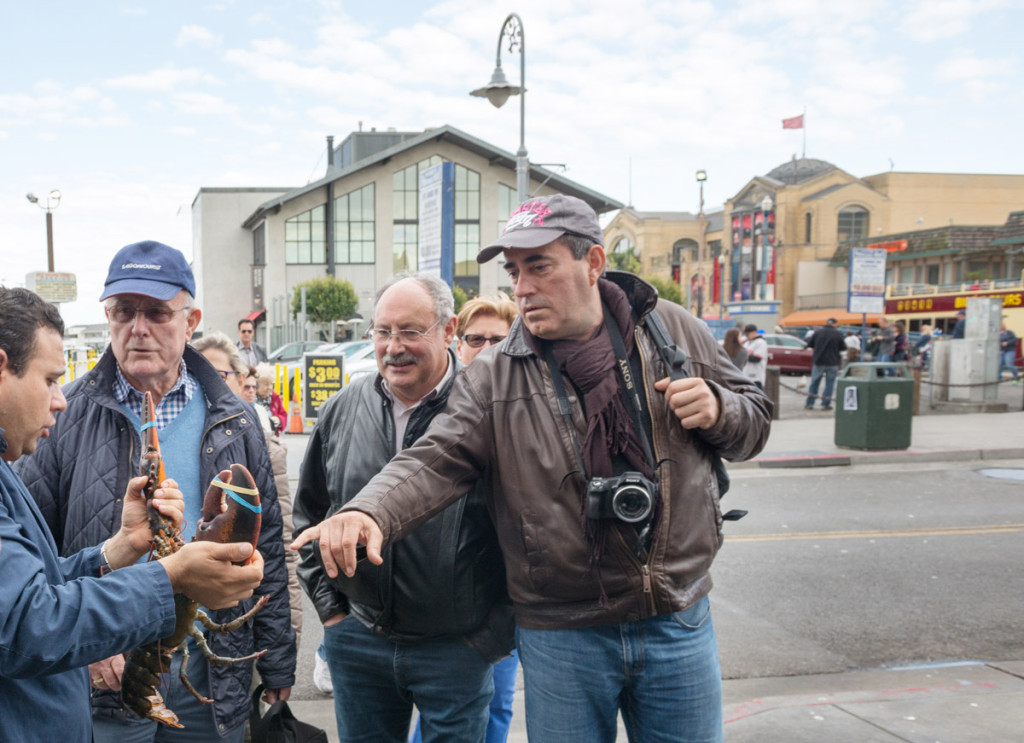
[410,650,519,743]
[324,615,493,743]
[1000,349,1019,379]
[92,645,246,743]
[806,364,839,408]
[516,597,722,743]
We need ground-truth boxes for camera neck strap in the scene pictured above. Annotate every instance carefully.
[542,303,657,481]
[601,304,657,473]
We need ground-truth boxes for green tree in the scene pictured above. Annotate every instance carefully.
[452,285,468,314]
[606,246,641,274]
[291,276,359,326]
[646,276,683,305]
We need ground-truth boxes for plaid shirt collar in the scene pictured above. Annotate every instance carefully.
[113,358,198,429]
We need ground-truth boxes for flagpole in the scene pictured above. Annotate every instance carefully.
[802,107,807,158]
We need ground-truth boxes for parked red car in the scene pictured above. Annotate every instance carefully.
[762,334,814,374]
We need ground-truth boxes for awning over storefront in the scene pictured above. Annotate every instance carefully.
[780,309,882,327]
[246,308,266,323]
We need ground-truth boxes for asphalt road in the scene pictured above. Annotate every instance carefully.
[714,459,1024,679]
[283,433,1024,703]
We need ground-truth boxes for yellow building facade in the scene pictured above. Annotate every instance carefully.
[607,158,1024,322]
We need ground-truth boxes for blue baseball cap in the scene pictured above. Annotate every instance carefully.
[99,240,195,301]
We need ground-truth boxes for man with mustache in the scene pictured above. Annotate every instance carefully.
[293,273,512,743]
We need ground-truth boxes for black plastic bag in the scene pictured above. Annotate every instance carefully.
[249,684,329,743]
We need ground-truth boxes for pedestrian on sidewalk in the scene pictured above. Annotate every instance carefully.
[723,327,749,371]
[805,318,846,410]
[873,317,895,362]
[294,194,772,743]
[999,321,1020,382]
[741,324,767,390]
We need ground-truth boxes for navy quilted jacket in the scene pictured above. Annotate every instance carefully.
[15,345,296,734]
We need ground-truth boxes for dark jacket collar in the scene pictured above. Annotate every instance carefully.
[504,270,659,359]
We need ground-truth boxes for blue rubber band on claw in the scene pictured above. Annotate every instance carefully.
[212,477,262,514]
[140,421,156,431]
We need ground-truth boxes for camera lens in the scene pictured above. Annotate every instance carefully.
[612,484,652,523]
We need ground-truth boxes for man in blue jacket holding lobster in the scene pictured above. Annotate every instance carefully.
[0,286,265,742]
[17,241,295,742]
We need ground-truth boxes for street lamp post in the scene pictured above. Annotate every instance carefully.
[26,189,62,272]
[471,13,529,203]
[760,194,773,301]
[695,169,707,318]
[718,253,727,318]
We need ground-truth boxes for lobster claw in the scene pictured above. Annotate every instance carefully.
[195,464,261,565]
[140,391,167,497]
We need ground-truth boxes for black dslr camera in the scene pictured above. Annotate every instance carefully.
[585,472,658,523]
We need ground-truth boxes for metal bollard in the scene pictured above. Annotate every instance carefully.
[765,366,781,420]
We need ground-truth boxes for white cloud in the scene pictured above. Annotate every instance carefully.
[106,68,219,92]
[900,0,1008,42]
[175,25,221,48]
[172,92,239,116]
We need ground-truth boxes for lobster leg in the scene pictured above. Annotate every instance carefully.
[195,595,270,634]
[177,641,214,707]
[188,624,268,666]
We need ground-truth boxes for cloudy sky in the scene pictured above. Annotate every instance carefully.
[2,0,1019,326]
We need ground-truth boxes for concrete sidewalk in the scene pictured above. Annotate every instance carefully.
[739,409,1024,469]
[282,409,1024,742]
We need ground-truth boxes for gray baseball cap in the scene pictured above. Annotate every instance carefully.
[477,193,604,263]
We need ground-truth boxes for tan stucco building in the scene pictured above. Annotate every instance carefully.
[607,158,1024,323]
[192,125,621,350]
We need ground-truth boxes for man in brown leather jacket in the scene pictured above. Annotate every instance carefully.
[294,194,772,743]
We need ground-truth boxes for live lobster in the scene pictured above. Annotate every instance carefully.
[119,391,268,728]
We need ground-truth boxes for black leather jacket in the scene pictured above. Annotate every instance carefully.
[293,351,513,662]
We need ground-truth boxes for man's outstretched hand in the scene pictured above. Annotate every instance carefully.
[291,511,383,578]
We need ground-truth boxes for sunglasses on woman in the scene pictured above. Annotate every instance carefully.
[461,334,506,349]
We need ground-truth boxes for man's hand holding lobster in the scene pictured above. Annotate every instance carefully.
[90,475,265,693]
[104,475,185,570]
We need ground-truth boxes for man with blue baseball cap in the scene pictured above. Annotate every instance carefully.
[17,240,296,742]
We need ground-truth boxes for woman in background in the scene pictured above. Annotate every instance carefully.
[722,327,748,370]
[194,334,303,647]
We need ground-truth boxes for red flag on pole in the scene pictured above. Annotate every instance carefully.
[782,114,804,129]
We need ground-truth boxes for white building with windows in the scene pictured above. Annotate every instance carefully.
[192,125,621,350]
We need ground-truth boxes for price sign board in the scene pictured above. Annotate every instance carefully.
[847,248,887,314]
[302,353,345,419]
[26,272,77,303]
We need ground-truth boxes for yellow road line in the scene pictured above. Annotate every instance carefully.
[726,523,1024,543]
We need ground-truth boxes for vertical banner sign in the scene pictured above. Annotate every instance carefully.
[302,353,345,420]
[847,248,887,313]
[418,162,455,287]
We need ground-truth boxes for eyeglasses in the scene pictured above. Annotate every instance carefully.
[242,383,259,391]
[107,304,189,325]
[214,369,239,380]
[239,329,254,334]
[367,319,441,345]
[461,334,506,349]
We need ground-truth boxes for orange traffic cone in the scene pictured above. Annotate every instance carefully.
[286,394,304,434]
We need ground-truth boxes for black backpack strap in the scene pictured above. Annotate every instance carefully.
[642,308,737,511]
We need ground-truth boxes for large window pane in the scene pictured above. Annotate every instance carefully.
[333,184,375,265]
[285,204,328,265]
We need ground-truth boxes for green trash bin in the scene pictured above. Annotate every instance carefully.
[834,362,913,450]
